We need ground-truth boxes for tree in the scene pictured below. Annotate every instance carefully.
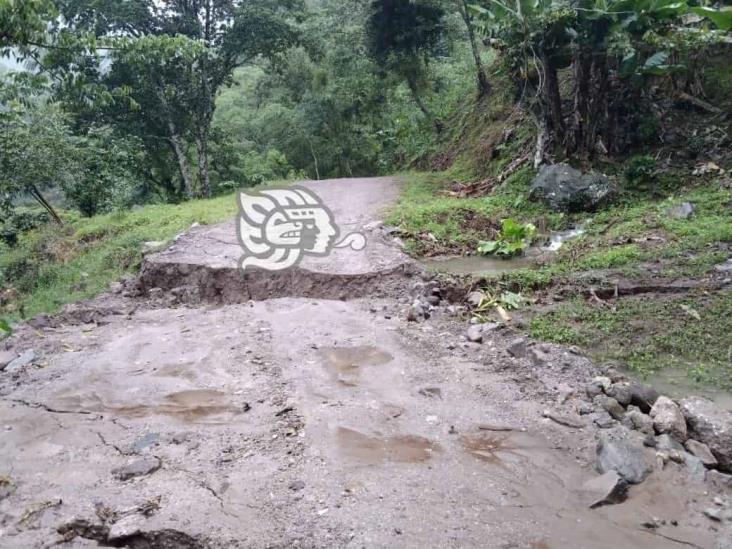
[454,0,491,96]
[54,0,302,198]
[366,0,447,127]
[0,77,74,224]
[0,0,57,50]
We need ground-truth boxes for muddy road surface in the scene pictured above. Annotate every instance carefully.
[1,178,729,548]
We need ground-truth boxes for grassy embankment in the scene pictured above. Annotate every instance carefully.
[387,66,732,391]
[0,195,239,324]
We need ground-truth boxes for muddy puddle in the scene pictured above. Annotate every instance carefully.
[641,368,732,410]
[320,346,393,386]
[422,226,585,277]
[336,427,440,464]
[50,389,247,423]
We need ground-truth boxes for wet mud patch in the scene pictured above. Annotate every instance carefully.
[336,427,440,464]
[319,346,393,387]
[50,390,248,424]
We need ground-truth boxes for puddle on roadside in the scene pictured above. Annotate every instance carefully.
[336,427,439,464]
[640,368,732,410]
[320,346,393,387]
[51,389,246,423]
[461,433,516,465]
[422,226,585,277]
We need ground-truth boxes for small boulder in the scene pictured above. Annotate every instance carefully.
[530,163,613,213]
[579,471,628,508]
[595,434,651,484]
[112,457,161,481]
[680,397,732,472]
[668,202,694,220]
[506,338,529,358]
[627,411,655,435]
[406,304,425,322]
[684,439,718,468]
[655,434,685,453]
[0,350,18,372]
[466,325,483,344]
[5,350,37,373]
[628,383,660,413]
[607,383,633,406]
[594,395,625,421]
[650,396,687,442]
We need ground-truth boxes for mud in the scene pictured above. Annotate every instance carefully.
[1,177,730,548]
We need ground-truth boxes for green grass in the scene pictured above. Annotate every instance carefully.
[1,192,240,322]
[529,291,732,391]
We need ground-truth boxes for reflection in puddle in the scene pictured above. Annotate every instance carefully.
[336,427,439,464]
[461,433,516,465]
[320,346,393,387]
[51,390,246,423]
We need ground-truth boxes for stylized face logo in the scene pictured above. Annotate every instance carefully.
[237,186,365,272]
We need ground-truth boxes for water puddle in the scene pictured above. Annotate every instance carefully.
[336,427,440,464]
[422,226,585,277]
[320,346,393,387]
[51,389,246,423]
[640,368,732,410]
[461,433,517,465]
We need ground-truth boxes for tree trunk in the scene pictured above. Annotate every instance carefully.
[29,185,63,225]
[569,49,592,156]
[407,77,442,134]
[195,129,211,198]
[167,119,194,198]
[542,52,565,145]
[458,0,491,96]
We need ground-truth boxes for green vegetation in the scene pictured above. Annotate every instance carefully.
[478,219,537,257]
[529,291,732,391]
[0,194,238,322]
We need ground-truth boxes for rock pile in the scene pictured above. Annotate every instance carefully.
[583,375,731,475]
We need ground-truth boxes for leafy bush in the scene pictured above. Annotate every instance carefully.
[478,218,536,257]
[0,210,49,247]
[624,155,656,189]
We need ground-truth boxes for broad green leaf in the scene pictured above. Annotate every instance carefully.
[691,6,732,30]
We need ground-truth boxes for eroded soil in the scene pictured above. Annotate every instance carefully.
[1,178,729,548]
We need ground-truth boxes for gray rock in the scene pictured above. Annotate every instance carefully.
[680,397,732,472]
[112,457,161,481]
[585,381,605,399]
[715,258,732,273]
[132,433,161,454]
[651,396,687,442]
[579,471,628,508]
[425,295,441,306]
[5,349,37,373]
[595,434,651,484]
[466,325,483,343]
[593,411,617,429]
[467,291,484,307]
[530,163,614,213]
[28,314,53,329]
[506,338,529,358]
[0,350,18,371]
[406,304,425,322]
[528,346,552,366]
[656,434,685,453]
[108,514,145,541]
[668,202,695,219]
[706,470,732,490]
[607,383,633,406]
[704,507,723,521]
[288,480,306,491]
[627,411,655,435]
[628,383,660,413]
[594,395,625,420]
[685,439,718,468]
[142,240,166,254]
[685,454,707,483]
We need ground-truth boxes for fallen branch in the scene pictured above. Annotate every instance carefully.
[677,92,722,114]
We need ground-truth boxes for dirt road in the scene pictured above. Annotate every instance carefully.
[0,178,728,548]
